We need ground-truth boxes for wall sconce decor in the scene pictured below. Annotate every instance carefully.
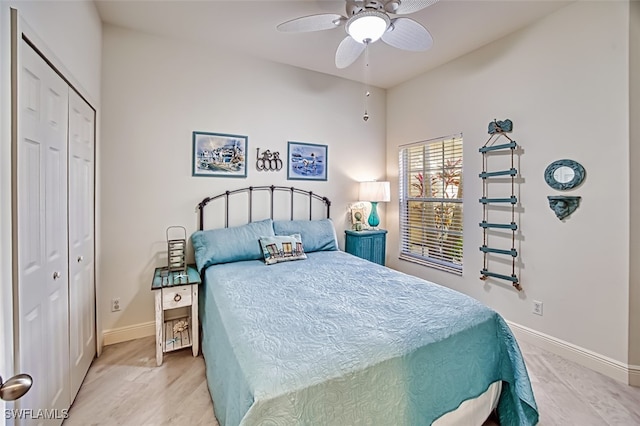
[359,181,390,228]
[547,196,581,220]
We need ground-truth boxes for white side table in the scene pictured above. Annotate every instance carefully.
[151,266,201,366]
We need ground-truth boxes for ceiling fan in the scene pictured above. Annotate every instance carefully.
[277,0,439,69]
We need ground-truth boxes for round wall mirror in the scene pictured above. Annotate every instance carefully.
[553,166,575,184]
[544,159,585,190]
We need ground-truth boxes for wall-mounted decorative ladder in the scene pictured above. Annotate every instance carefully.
[479,119,521,291]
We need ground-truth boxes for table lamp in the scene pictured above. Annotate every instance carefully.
[359,181,390,228]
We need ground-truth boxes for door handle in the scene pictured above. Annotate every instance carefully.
[0,374,32,401]
[53,271,61,280]
[77,256,84,263]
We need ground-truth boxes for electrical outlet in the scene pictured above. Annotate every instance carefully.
[111,298,121,312]
[532,300,543,316]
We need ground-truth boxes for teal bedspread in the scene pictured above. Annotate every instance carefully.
[200,251,538,425]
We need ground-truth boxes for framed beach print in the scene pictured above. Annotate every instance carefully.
[192,131,248,178]
[287,141,327,181]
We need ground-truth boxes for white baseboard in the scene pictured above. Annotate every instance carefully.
[507,320,635,386]
[630,365,640,387]
[102,321,155,346]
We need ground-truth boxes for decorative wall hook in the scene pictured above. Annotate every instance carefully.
[488,119,513,134]
[547,196,581,220]
[256,148,283,171]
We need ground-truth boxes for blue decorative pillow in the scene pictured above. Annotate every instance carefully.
[259,234,307,265]
[273,219,339,252]
[191,218,275,273]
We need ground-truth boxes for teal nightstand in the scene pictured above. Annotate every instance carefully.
[345,229,387,266]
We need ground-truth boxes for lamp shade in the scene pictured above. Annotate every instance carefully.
[359,181,390,202]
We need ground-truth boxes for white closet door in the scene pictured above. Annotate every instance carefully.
[17,40,70,425]
[68,89,96,401]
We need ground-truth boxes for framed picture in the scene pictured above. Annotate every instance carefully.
[287,141,327,181]
[350,207,366,230]
[192,131,247,178]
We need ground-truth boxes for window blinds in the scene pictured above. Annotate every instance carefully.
[399,135,463,274]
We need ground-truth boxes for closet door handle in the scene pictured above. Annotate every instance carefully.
[77,256,84,263]
[0,373,32,401]
[52,271,61,280]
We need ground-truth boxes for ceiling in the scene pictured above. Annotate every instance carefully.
[95,0,571,89]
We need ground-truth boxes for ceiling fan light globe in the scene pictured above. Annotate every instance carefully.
[346,11,390,44]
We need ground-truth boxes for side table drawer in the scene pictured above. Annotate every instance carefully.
[162,286,192,309]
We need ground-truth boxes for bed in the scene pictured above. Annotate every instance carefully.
[192,186,538,426]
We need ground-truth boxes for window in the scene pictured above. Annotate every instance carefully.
[399,134,463,274]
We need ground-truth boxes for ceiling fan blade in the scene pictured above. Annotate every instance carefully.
[381,17,433,51]
[386,0,439,15]
[277,14,346,33]
[335,36,366,69]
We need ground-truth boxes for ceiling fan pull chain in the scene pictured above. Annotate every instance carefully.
[363,41,371,121]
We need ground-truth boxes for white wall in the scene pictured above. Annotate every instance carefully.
[387,1,630,364]
[100,25,386,334]
[0,0,102,416]
[5,0,102,103]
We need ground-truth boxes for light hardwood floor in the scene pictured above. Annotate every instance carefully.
[64,336,640,425]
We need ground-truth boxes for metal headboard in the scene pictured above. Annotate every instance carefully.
[196,185,332,230]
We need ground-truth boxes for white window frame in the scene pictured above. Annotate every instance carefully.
[399,134,464,274]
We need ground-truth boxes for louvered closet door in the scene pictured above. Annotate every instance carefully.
[68,89,96,402]
[17,40,70,425]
